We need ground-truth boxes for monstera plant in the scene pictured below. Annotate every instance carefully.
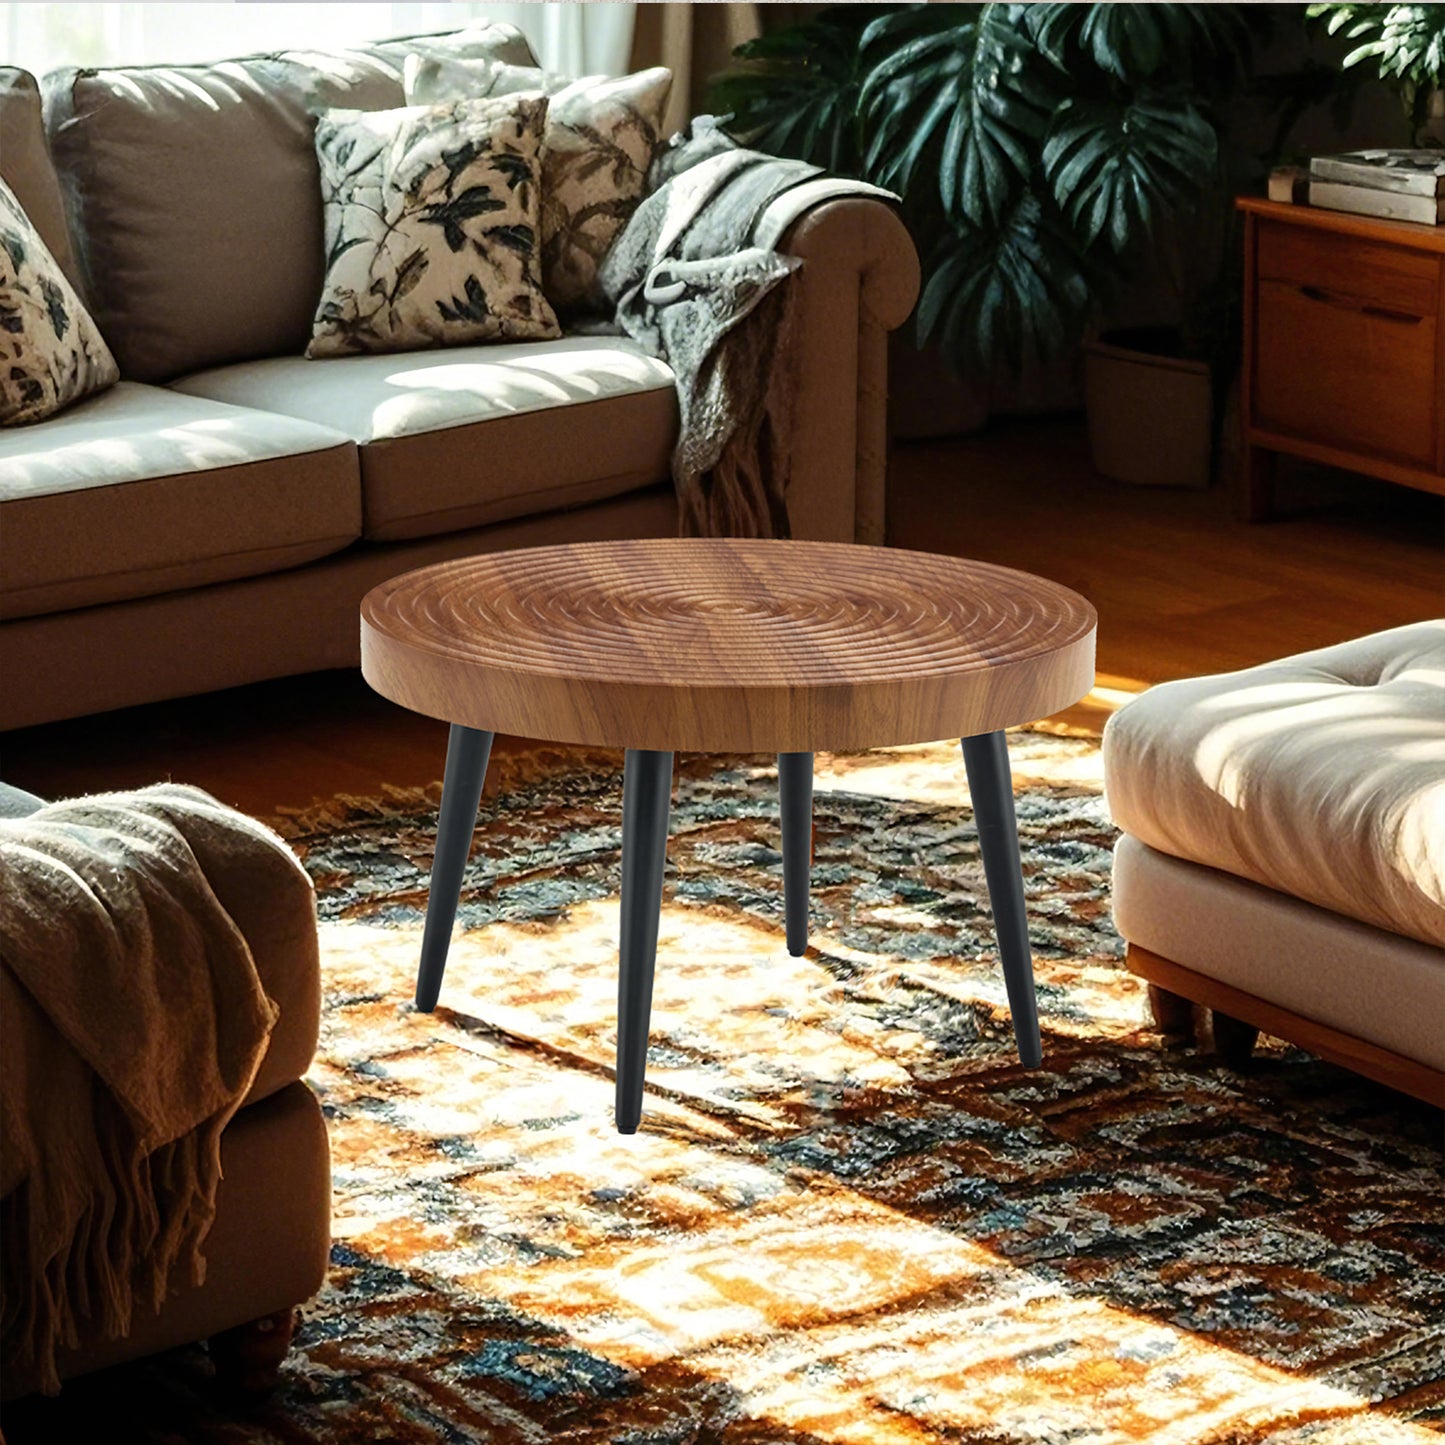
[711,3,1260,378]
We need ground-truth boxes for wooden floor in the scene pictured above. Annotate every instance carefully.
[4,416,1441,820]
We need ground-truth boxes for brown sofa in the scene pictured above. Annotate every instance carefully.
[0,779,329,1399]
[0,27,920,731]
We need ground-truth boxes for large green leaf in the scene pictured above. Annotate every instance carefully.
[860,4,1055,225]
[708,8,885,174]
[1043,96,1218,253]
[917,192,1094,370]
[1031,4,1252,86]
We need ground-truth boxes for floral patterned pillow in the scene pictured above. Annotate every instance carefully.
[0,178,118,426]
[404,57,672,318]
[307,95,560,359]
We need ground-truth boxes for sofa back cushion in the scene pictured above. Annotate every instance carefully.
[42,23,536,383]
[0,68,79,289]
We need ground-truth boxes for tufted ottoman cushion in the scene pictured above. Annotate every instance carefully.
[1104,622,1445,948]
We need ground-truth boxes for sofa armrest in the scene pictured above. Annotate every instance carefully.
[164,797,322,1107]
[775,197,920,544]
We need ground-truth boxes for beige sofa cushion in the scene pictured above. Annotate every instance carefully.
[173,336,677,541]
[41,24,537,383]
[0,68,78,289]
[1104,622,1445,948]
[0,382,360,617]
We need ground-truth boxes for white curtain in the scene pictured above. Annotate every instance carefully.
[483,3,635,77]
[0,2,636,81]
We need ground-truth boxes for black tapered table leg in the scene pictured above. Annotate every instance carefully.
[779,751,813,957]
[415,724,493,1012]
[961,731,1043,1068]
[616,748,673,1133]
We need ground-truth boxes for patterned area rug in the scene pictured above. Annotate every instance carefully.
[7,734,1443,1444]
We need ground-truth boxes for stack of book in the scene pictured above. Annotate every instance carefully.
[1307,150,1445,225]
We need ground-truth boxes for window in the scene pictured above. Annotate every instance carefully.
[0,2,635,80]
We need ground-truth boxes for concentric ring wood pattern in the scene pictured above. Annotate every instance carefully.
[360,539,1096,751]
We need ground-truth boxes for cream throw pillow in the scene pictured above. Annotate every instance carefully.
[404,56,672,317]
[308,94,560,358]
[0,178,118,426]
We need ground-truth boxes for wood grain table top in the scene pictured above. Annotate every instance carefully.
[360,539,1097,752]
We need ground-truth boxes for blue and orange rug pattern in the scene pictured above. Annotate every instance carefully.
[8,735,1443,1443]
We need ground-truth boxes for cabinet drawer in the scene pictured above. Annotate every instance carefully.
[1254,275,1440,468]
[1257,220,1438,316]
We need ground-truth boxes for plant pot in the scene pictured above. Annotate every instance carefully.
[1083,328,1213,490]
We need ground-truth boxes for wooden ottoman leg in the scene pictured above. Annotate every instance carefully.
[961,731,1043,1068]
[416,724,493,1012]
[616,749,673,1134]
[1210,1010,1260,1067]
[779,751,814,957]
[210,1307,297,1395]
[1147,983,1196,1038]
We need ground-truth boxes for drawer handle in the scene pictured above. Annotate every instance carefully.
[1361,304,1424,325]
[1298,285,1423,325]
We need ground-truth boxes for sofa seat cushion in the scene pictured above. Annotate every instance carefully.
[1103,622,1445,948]
[172,336,678,542]
[0,382,359,618]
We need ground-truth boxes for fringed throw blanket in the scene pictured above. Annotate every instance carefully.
[599,117,896,538]
[0,786,282,1395]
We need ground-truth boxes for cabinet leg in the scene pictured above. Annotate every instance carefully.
[1236,444,1276,522]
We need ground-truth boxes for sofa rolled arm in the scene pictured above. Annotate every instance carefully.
[774,197,920,544]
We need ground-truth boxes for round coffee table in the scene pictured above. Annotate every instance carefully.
[361,538,1096,1132]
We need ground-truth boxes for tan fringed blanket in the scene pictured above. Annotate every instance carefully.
[0,785,282,1395]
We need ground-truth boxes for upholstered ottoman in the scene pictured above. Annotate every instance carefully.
[1103,622,1445,1104]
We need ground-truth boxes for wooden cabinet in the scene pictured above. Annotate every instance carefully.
[1238,197,1445,520]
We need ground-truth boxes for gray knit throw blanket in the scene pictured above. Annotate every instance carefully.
[597,120,824,539]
